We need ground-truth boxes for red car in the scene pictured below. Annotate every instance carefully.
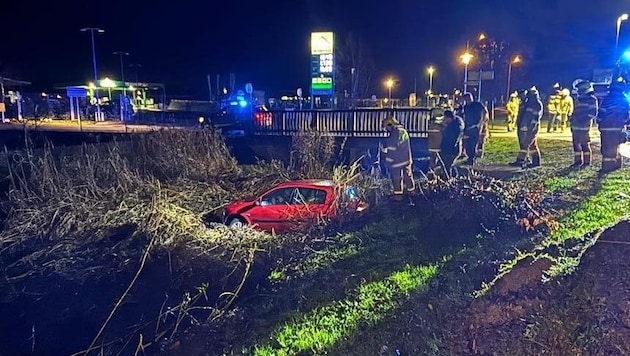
[223,180,368,232]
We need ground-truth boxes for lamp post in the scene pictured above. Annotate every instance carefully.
[80,27,104,121]
[427,66,435,93]
[460,52,474,94]
[506,55,522,101]
[616,14,629,62]
[385,78,394,100]
[113,52,129,95]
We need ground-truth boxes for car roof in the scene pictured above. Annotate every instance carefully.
[274,179,336,189]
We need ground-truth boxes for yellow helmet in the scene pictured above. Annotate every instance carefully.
[381,116,399,128]
[561,88,571,96]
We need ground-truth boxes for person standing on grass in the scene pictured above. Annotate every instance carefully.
[439,109,465,175]
[569,81,598,168]
[597,78,630,173]
[461,92,489,165]
[381,116,415,201]
[510,86,544,168]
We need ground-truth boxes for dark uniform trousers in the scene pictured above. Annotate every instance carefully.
[516,125,541,164]
[571,128,591,165]
[463,126,480,164]
[390,162,415,196]
[600,128,625,171]
[427,123,442,169]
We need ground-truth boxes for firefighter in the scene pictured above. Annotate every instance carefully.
[569,81,598,168]
[381,116,415,200]
[558,88,574,132]
[509,86,544,168]
[506,92,520,132]
[546,84,561,132]
[439,109,465,174]
[596,78,630,173]
[427,110,443,169]
[461,92,489,165]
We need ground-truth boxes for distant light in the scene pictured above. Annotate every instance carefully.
[41,92,47,97]
[239,100,248,107]
[622,49,630,61]
[229,101,238,106]
[100,77,116,88]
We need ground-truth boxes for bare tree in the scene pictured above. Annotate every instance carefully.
[335,33,376,104]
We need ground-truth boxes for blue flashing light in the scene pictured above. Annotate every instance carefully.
[239,100,248,107]
[622,49,630,62]
[229,101,238,106]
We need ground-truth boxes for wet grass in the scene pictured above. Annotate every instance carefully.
[254,259,445,355]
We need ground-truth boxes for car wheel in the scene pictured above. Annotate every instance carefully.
[228,217,247,229]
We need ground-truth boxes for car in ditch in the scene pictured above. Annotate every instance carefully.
[223,179,368,232]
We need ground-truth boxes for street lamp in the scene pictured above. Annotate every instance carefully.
[427,66,435,93]
[616,14,629,62]
[478,33,486,41]
[460,52,474,93]
[100,77,116,100]
[385,78,394,100]
[80,27,104,121]
[506,55,522,101]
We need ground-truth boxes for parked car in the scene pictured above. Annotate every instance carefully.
[223,180,368,232]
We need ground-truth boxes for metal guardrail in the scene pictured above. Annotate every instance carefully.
[253,109,432,138]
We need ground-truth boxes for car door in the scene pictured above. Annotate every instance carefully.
[244,187,292,232]
[288,187,330,227]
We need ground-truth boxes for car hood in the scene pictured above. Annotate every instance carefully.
[225,199,257,214]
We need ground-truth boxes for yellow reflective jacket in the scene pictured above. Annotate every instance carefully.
[558,95,574,116]
[506,97,520,116]
[547,95,560,114]
[383,126,413,168]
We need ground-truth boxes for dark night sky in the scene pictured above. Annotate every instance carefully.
[1,0,627,97]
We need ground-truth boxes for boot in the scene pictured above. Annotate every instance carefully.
[509,160,525,167]
[570,153,582,168]
[525,155,541,168]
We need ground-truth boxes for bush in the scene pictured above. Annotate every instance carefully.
[289,130,336,179]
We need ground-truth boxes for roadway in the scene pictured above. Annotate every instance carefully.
[0,119,175,133]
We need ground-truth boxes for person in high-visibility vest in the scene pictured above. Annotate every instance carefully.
[505,92,521,132]
[596,78,630,173]
[569,81,598,167]
[557,88,574,133]
[381,116,415,200]
[546,83,561,132]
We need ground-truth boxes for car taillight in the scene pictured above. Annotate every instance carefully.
[254,112,272,127]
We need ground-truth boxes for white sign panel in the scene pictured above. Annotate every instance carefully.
[311,32,334,55]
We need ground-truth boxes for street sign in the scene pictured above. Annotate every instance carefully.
[465,81,480,86]
[297,88,303,97]
[66,87,87,98]
[480,70,495,80]
[467,71,494,81]
[245,83,253,94]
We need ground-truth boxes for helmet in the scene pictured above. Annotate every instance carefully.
[552,82,561,89]
[510,92,518,98]
[561,88,571,96]
[381,116,399,128]
[529,85,538,93]
[575,80,594,95]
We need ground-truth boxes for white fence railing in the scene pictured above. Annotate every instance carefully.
[253,109,432,138]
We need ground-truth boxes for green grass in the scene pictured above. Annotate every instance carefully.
[475,134,630,295]
[253,257,447,355]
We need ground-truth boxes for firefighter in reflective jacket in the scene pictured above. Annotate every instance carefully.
[569,81,598,167]
[381,116,415,200]
[547,83,561,132]
[506,92,520,132]
[558,88,574,132]
[427,112,443,169]
[510,86,544,168]
[596,78,630,173]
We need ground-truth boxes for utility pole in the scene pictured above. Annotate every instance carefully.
[81,27,104,121]
[113,51,129,95]
[114,51,129,122]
